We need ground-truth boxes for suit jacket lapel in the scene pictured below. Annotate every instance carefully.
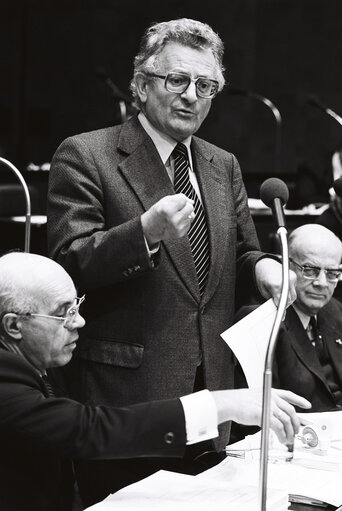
[117,116,200,300]
[191,139,230,304]
[318,309,342,388]
[285,307,330,386]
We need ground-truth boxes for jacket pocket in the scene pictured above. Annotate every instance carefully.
[79,338,144,368]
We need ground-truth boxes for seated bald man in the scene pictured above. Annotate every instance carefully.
[0,252,309,511]
[236,224,342,412]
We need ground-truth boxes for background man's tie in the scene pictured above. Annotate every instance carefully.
[172,142,210,295]
[307,316,325,362]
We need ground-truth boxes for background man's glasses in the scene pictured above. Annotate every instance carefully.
[290,258,341,282]
[148,72,219,98]
[18,295,86,329]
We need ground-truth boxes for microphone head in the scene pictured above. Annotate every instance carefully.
[260,177,289,207]
[333,176,342,198]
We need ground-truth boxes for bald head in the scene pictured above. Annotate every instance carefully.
[0,252,85,370]
[289,224,342,261]
[0,252,74,316]
[289,224,342,316]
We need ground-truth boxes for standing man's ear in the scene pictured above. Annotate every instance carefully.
[1,313,23,340]
[135,73,150,106]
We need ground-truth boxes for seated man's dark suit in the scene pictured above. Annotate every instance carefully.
[236,298,342,412]
[0,349,186,511]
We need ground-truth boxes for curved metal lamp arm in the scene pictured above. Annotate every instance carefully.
[259,226,289,511]
[0,157,31,252]
[248,92,282,174]
[325,108,342,127]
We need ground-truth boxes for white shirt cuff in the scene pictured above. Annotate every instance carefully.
[143,235,160,256]
[180,389,219,445]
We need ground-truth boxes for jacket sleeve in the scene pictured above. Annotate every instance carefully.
[229,154,272,306]
[0,369,186,460]
[47,135,157,289]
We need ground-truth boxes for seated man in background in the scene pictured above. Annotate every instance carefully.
[236,224,342,412]
[0,252,310,511]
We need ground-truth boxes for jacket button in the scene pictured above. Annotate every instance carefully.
[200,305,206,314]
[164,432,175,444]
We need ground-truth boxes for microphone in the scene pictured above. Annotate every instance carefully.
[307,94,342,126]
[260,177,289,228]
[258,178,290,511]
[333,176,342,197]
[228,88,282,173]
[0,157,31,252]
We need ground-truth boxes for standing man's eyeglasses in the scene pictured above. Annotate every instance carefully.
[147,72,219,98]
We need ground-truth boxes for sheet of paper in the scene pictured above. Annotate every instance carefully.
[85,470,289,511]
[201,455,342,507]
[220,299,277,388]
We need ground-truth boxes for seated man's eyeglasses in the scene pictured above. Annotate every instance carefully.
[290,258,341,282]
[147,72,219,99]
[17,295,85,329]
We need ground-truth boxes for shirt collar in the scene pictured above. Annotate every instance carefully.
[0,338,45,376]
[292,303,315,330]
[138,112,192,165]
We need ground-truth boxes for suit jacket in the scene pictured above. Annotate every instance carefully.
[47,114,263,450]
[236,299,342,411]
[0,350,186,511]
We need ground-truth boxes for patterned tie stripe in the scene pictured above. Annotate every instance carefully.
[173,142,210,295]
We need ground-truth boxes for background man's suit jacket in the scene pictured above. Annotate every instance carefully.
[236,298,342,411]
[47,114,264,449]
[0,350,186,511]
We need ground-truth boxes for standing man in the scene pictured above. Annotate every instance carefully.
[47,18,295,505]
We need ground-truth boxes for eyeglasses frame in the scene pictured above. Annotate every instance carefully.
[16,294,86,329]
[289,258,341,283]
[146,72,219,99]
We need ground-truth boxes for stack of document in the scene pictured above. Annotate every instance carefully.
[85,470,289,510]
[221,429,342,507]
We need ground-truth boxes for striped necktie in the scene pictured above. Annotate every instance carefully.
[172,142,210,295]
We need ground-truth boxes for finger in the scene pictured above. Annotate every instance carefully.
[274,389,311,409]
[275,409,295,444]
[176,202,194,223]
[273,400,299,438]
[269,415,286,444]
[175,193,194,210]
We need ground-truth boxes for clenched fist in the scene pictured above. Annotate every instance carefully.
[141,194,195,248]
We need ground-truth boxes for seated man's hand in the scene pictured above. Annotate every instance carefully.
[141,194,194,248]
[212,388,311,445]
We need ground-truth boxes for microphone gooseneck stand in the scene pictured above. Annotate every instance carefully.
[258,226,289,511]
[0,157,31,252]
[308,95,342,128]
[258,177,290,511]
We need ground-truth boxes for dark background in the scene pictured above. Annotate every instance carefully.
[1,0,342,251]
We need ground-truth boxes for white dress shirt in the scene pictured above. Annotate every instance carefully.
[138,112,219,444]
